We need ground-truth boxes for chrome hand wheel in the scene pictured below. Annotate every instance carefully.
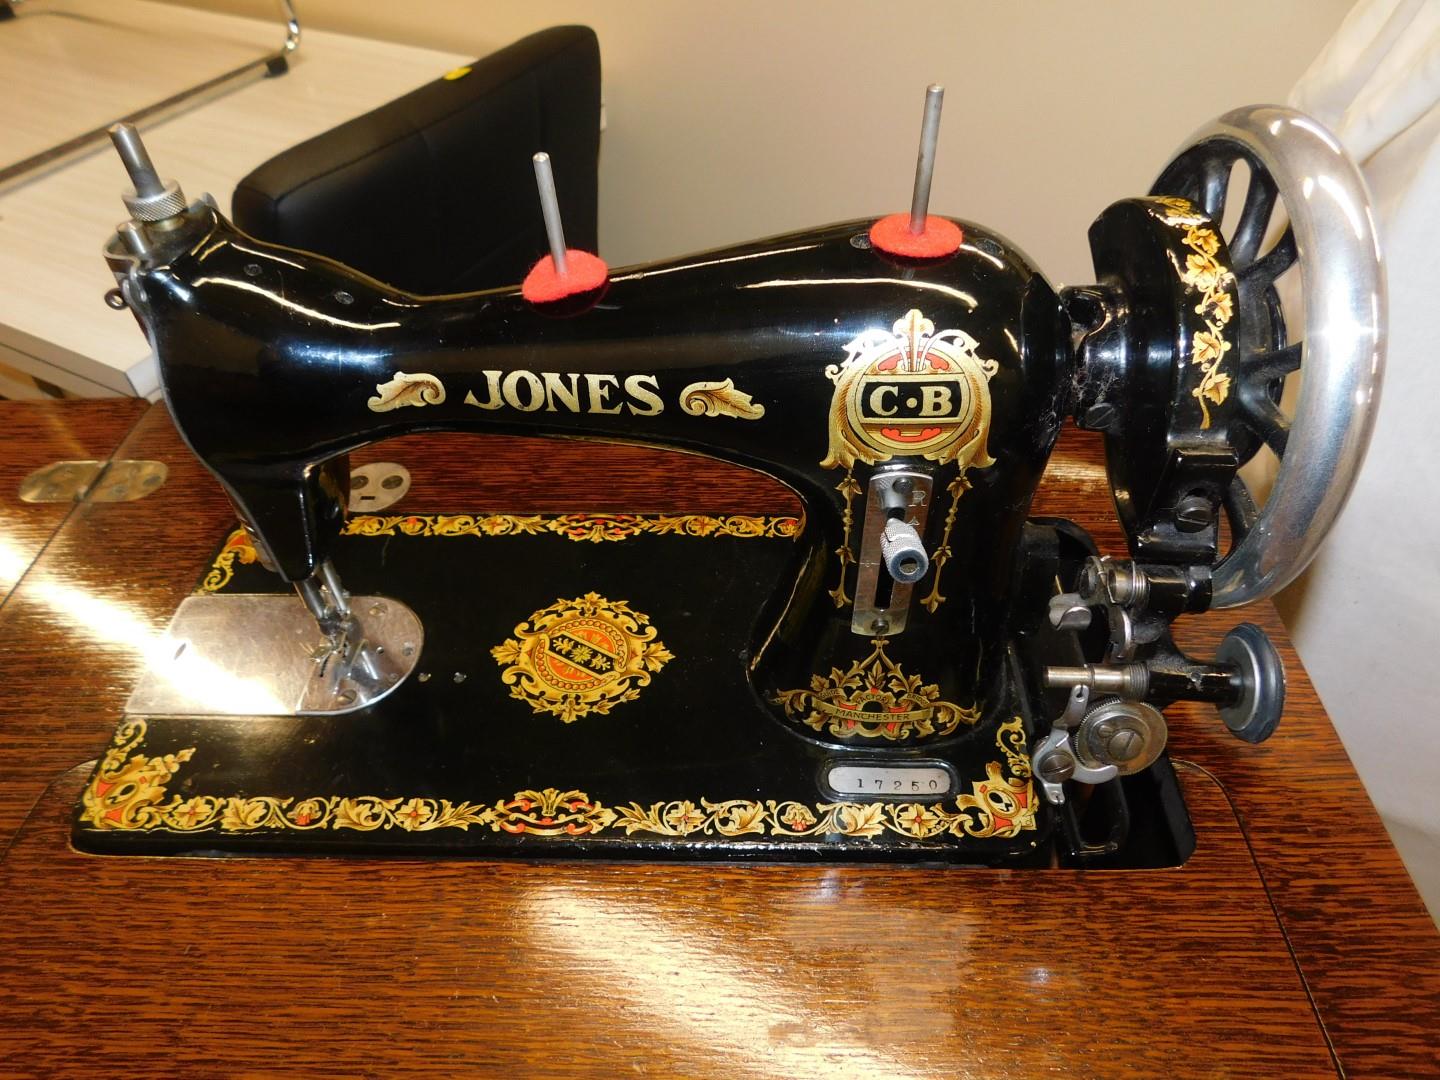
[1151,105,1385,608]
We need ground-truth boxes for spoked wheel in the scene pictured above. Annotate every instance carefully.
[1150,106,1385,608]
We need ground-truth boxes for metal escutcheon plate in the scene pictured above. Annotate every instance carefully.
[125,594,423,716]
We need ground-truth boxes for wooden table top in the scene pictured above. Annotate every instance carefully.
[0,401,1436,1078]
[0,398,147,603]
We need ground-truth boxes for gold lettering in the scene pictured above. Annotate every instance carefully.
[624,374,664,416]
[920,385,953,417]
[542,372,582,413]
[502,370,545,412]
[464,370,665,417]
[585,373,623,415]
[463,371,504,410]
[868,384,898,417]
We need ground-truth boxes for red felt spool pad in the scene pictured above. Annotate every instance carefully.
[521,250,609,303]
[868,213,963,259]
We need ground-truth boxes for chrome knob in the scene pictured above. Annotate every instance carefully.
[880,517,929,583]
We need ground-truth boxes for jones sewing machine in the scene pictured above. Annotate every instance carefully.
[75,92,1384,864]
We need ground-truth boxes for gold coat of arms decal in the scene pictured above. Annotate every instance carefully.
[822,308,998,470]
[822,308,1000,611]
[491,593,673,722]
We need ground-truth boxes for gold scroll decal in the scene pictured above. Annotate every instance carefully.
[79,717,1036,841]
[200,516,801,594]
[366,371,446,412]
[774,636,981,741]
[679,379,765,420]
[491,592,672,722]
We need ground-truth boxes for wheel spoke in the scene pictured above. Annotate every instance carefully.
[1262,283,1287,352]
[1239,227,1296,284]
[1229,172,1277,265]
[1224,476,1259,542]
[1198,154,1229,221]
[1242,392,1291,456]
[1241,342,1302,382]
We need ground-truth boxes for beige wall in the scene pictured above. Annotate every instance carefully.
[165,0,1350,281]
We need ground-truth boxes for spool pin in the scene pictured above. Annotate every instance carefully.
[869,84,963,259]
[522,151,608,303]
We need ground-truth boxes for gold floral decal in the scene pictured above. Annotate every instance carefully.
[773,636,981,741]
[1153,196,1237,428]
[491,593,673,722]
[79,718,1036,841]
[920,473,970,613]
[828,472,861,607]
[679,379,766,420]
[199,514,800,593]
[344,513,799,544]
[365,371,447,412]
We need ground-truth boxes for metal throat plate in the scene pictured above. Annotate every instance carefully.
[125,594,423,716]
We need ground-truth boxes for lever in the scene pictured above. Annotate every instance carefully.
[881,518,928,584]
[877,474,930,583]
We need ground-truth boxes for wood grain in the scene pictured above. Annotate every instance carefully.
[0,405,1434,1077]
[1032,434,1440,1077]
[0,397,147,603]
[2,763,1336,1079]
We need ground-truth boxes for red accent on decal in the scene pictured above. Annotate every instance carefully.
[880,426,944,443]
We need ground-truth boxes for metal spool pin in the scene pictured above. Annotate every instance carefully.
[532,151,568,275]
[909,84,945,234]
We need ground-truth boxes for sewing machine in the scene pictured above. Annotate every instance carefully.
[75,97,1383,865]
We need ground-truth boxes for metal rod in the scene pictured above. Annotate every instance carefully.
[1043,663,1150,699]
[909,84,945,235]
[318,558,350,619]
[0,0,301,188]
[116,221,152,259]
[532,152,568,275]
[295,577,334,626]
[108,124,163,197]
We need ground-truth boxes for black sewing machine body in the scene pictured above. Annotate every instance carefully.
[146,208,1071,740]
[75,105,1384,865]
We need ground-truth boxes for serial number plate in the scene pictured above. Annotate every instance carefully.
[825,764,954,799]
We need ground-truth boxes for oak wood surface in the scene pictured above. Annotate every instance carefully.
[0,398,147,604]
[0,402,1435,1077]
[2,763,1335,1079]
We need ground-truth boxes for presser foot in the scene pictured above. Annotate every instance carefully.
[124,593,423,716]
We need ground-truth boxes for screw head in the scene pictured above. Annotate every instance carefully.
[1037,751,1076,783]
[1106,728,1144,762]
[1083,403,1118,430]
[1175,494,1214,532]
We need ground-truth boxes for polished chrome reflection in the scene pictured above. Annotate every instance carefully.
[1154,105,1386,608]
